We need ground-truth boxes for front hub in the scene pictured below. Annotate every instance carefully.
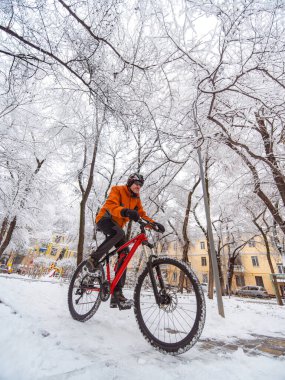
[159,289,178,313]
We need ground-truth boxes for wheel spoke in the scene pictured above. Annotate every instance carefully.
[140,304,157,312]
[75,301,97,306]
[145,307,160,327]
[176,305,197,318]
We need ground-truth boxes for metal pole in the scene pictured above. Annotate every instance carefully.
[195,130,225,318]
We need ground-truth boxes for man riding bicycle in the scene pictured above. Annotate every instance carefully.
[87,173,165,310]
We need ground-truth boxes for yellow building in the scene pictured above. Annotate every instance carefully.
[12,233,76,275]
[164,236,285,296]
[44,233,76,261]
[233,236,284,296]
[166,240,210,284]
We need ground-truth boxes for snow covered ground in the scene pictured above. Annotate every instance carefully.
[0,274,284,380]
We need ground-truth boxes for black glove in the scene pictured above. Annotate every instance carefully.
[154,222,165,233]
[121,208,140,222]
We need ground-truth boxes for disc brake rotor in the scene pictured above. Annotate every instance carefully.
[159,289,178,313]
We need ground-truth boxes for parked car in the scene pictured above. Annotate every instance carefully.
[200,283,216,293]
[200,283,208,292]
[236,285,270,298]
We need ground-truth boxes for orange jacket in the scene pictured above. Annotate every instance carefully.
[96,185,154,228]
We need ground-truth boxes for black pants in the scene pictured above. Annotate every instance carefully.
[92,218,128,291]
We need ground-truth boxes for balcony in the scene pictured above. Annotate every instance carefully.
[233,265,244,272]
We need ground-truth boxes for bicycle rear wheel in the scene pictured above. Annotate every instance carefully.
[68,260,104,322]
[134,257,206,355]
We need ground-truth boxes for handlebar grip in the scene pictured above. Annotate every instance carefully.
[138,218,159,231]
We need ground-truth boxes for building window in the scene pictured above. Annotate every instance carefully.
[235,275,245,287]
[200,241,205,249]
[54,235,62,244]
[248,239,256,247]
[173,272,177,281]
[50,247,57,256]
[277,264,284,274]
[202,274,208,283]
[251,256,259,267]
[58,248,66,260]
[255,276,264,287]
[201,257,207,266]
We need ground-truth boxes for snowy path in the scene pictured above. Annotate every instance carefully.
[0,275,284,380]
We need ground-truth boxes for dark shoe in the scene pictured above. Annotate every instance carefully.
[110,295,118,308]
[85,257,100,275]
[110,290,133,310]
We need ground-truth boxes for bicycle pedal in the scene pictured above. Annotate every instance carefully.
[118,304,132,311]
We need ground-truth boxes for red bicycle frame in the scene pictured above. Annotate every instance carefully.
[91,232,149,294]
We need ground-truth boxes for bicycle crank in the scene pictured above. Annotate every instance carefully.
[100,280,110,301]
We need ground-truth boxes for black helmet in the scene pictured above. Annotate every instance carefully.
[127,173,144,187]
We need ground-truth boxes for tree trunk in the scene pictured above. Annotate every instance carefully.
[253,218,283,306]
[205,157,214,299]
[77,121,103,265]
[228,257,235,292]
[0,217,17,258]
[0,216,8,246]
[227,238,253,294]
[77,200,86,265]
[178,178,200,293]
[207,237,214,299]
[256,116,285,208]
[272,205,285,257]
[217,240,225,295]
[178,244,190,293]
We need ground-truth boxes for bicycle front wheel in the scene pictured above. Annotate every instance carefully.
[68,260,104,322]
[134,257,206,355]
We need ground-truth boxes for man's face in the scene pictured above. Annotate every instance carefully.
[130,181,142,194]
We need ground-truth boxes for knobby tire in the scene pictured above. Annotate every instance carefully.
[68,260,104,322]
[134,257,206,355]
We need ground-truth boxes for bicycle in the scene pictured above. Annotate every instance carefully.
[68,218,206,355]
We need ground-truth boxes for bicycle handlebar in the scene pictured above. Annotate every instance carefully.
[137,218,160,232]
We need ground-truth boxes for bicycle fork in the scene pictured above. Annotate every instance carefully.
[143,245,165,305]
